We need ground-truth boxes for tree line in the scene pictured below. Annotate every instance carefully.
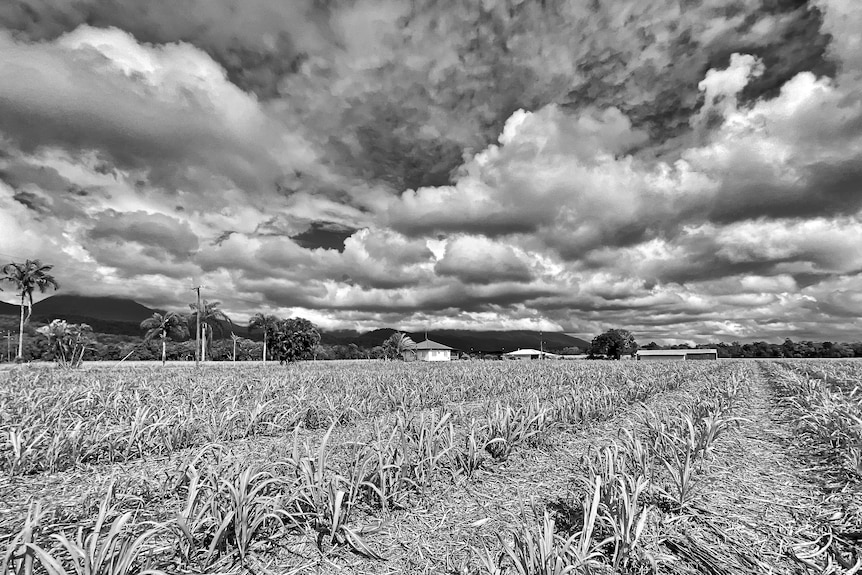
[642,339,862,359]
[586,328,862,359]
[140,309,322,364]
[0,259,321,365]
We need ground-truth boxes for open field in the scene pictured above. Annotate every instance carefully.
[1,360,860,574]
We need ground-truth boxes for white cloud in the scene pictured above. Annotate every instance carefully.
[0,26,317,199]
[2,1,862,343]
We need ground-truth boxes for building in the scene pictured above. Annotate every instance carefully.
[504,348,562,360]
[415,339,456,361]
[635,349,718,361]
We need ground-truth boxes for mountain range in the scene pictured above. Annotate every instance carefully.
[0,294,590,352]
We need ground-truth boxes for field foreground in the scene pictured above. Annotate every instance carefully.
[1,360,860,574]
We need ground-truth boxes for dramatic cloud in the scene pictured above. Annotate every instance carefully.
[0,0,860,343]
[435,236,533,285]
[0,26,318,199]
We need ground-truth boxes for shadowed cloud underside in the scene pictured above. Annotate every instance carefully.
[0,0,860,343]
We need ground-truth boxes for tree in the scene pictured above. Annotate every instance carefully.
[2,259,60,360]
[140,312,187,365]
[588,328,637,360]
[248,312,280,363]
[382,332,417,360]
[270,317,320,364]
[187,300,232,361]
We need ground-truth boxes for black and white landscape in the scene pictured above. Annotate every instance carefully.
[1,3,861,575]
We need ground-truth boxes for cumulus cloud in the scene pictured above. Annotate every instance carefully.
[389,44,862,258]
[1,0,861,342]
[435,236,533,285]
[6,0,829,193]
[386,105,651,243]
[0,26,317,199]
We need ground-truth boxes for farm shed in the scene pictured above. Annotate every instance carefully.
[415,339,456,361]
[635,349,718,361]
[504,348,561,360]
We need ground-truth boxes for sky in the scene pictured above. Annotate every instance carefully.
[0,0,860,344]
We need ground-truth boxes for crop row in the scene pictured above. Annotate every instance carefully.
[781,359,862,395]
[1,361,715,474]
[469,363,750,574]
[2,362,742,573]
[766,361,862,572]
[769,361,862,479]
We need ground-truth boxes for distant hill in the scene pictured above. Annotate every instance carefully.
[0,294,232,339]
[41,295,239,339]
[0,295,162,336]
[0,300,18,316]
[0,294,157,324]
[30,295,161,322]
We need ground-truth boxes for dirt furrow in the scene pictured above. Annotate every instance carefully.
[658,361,854,575]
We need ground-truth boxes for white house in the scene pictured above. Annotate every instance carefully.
[635,349,718,361]
[415,339,456,361]
[504,348,561,360]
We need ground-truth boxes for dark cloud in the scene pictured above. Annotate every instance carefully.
[0,0,325,96]
[0,162,71,192]
[11,189,50,213]
[0,0,837,199]
[702,158,862,224]
[0,27,310,200]
[312,284,560,314]
[87,210,199,258]
[2,0,861,341]
[734,5,836,102]
[291,221,357,252]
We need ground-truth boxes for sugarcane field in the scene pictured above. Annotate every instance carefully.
[2,359,860,574]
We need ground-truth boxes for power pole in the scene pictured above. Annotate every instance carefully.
[5,331,9,363]
[540,330,544,359]
[191,285,202,368]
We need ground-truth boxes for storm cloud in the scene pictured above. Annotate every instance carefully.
[0,0,860,342]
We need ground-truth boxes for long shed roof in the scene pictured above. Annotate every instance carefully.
[635,349,717,356]
[504,348,560,357]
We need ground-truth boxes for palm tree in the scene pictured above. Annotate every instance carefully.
[383,332,417,360]
[248,312,279,363]
[1,259,59,360]
[140,312,186,365]
[187,300,232,362]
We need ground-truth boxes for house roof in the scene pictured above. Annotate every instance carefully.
[415,339,454,350]
[636,349,717,356]
[504,348,560,357]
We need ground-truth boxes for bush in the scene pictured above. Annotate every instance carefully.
[35,320,95,368]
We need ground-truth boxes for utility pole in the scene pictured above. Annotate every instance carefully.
[540,330,544,359]
[191,285,202,368]
[6,331,10,363]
